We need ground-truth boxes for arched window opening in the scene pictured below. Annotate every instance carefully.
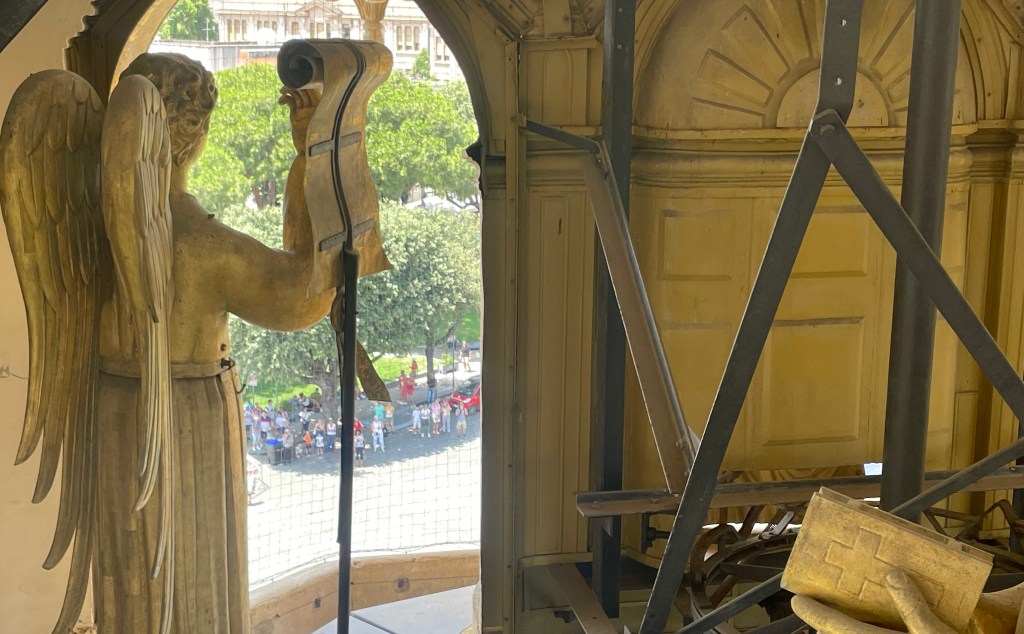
[151,0,482,600]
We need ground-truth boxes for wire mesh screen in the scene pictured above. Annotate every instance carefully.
[245,398,482,588]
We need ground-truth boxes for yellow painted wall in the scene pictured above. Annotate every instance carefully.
[619,0,1024,558]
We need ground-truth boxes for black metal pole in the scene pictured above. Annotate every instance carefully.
[336,247,359,634]
[879,0,963,515]
[588,0,634,619]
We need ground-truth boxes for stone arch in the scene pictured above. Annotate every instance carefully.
[66,0,494,151]
[635,0,987,132]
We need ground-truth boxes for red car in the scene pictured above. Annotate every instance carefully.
[448,378,481,413]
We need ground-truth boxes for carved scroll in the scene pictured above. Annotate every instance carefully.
[278,39,393,298]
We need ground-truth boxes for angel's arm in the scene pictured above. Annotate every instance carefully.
[219,88,334,331]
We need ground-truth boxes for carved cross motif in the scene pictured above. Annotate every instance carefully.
[825,528,886,596]
[823,528,943,606]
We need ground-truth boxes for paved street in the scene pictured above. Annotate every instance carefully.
[354,360,481,428]
[246,371,482,586]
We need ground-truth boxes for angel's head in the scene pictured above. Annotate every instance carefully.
[120,53,218,168]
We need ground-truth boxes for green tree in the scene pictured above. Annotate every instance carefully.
[411,48,432,80]
[358,203,481,379]
[202,67,482,404]
[192,65,479,213]
[366,73,479,206]
[190,63,293,214]
[159,0,218,41]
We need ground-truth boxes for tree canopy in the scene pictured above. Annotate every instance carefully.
[366,73,479,205]
[199,66,483,400]
[158,0,218,41]
[358,203,481,374]
[411,49,432,80]
[190,63,293,213]
[221,201,480,396]
[192,65,479,214]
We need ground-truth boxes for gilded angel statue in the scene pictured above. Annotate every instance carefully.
[1,48,389,633]
[793,571,1024,633]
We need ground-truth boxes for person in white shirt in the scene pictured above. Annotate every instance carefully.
[371,417,385,452]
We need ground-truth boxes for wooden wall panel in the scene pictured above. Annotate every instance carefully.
[625,172,974,480]
[521,189,594,558]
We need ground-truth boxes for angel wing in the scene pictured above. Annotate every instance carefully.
[0,70,107,633]
[101,75,176,616]
[1,70,175,633]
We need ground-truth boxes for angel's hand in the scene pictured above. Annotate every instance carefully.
[791,571,959,634]
[279,87,322,152]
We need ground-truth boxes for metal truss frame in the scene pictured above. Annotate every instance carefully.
[522,0,1024,632]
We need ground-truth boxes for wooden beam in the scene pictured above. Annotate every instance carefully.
[576,469,1024,518]
[547,564,620,634]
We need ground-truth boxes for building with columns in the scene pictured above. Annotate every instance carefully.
[196,0,460,79]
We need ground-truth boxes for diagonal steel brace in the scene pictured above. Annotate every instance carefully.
[581,144,697,484]
[638,1,864,631]
[520,117,698,488]
[672,110,1024,633]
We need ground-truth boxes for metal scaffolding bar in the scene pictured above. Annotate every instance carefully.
[880,0,963,515]
[575,468,1024,517]
[581,147,696,484]
[589,0,636,618]
[335,248,359,634]
[671,102,1024,634]
[520,118,695,488]
[677,577,784,634]
[637,6,863,633]
[813,113,1024,423]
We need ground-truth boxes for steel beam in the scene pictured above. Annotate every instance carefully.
[677,577,782,634]
[335,248,359,634]
[575,468,1024,518]
[519,117,600,153]
[637,4,863,631]
[582,148,695,486]
[880,0,963,516]
[638,134,831,634]
[811,113,1024,426]
[589,0,636,618]
[682,107,1024,634]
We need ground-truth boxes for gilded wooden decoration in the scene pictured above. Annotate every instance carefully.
[1,43,391,633]
[782,488,991,631]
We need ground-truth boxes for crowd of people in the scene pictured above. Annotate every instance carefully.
[244,355,476,468]
[244,391,340,463]
[409,399,469,438]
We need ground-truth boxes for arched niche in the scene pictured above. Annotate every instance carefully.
[635,0,982,131]
[57,1,508,628]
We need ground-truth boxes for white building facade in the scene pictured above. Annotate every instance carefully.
[188,0,461,80]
